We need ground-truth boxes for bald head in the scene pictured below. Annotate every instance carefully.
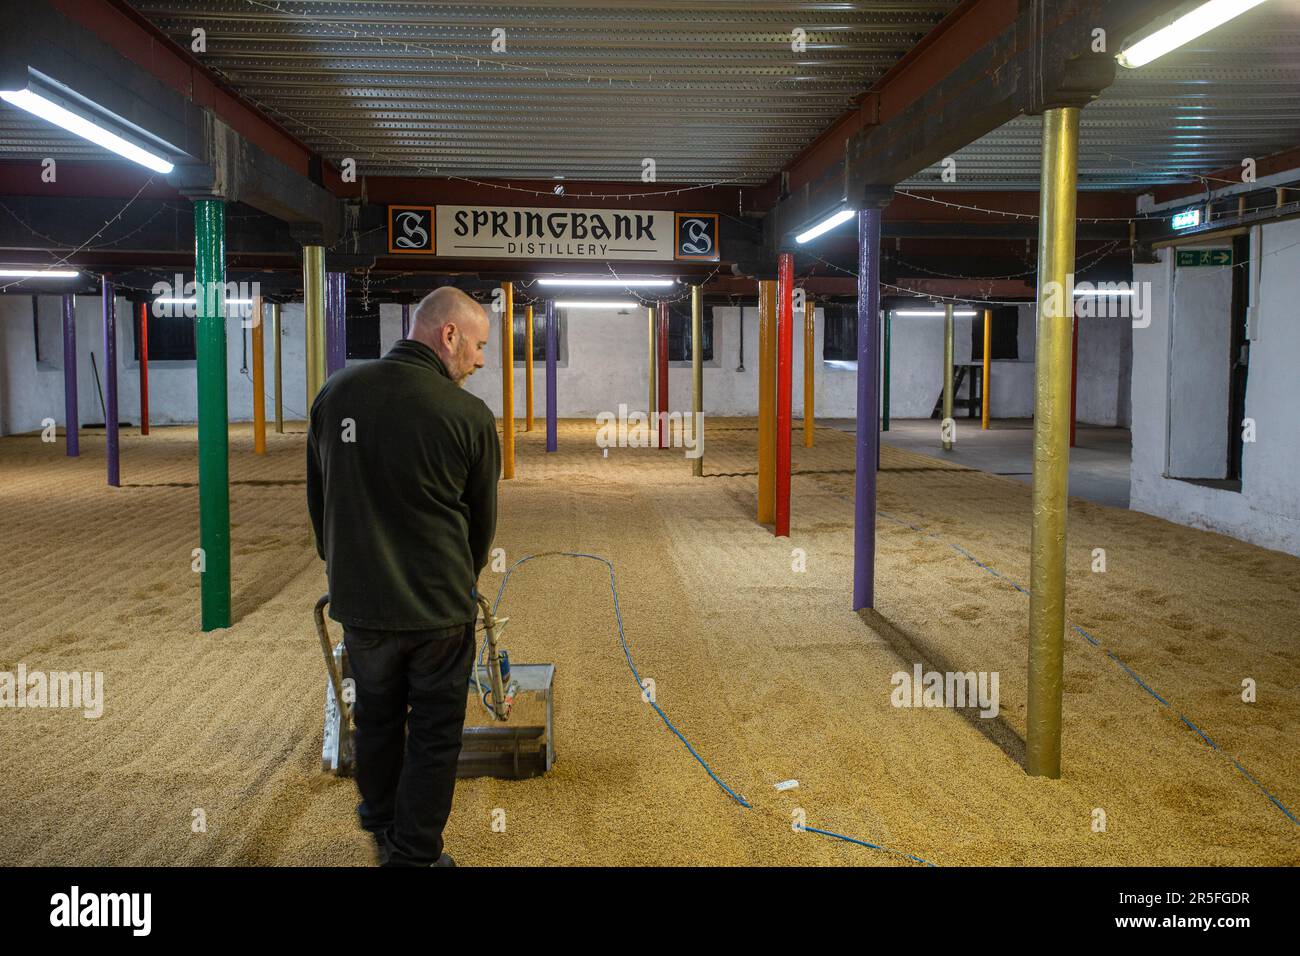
[409,286,490,385]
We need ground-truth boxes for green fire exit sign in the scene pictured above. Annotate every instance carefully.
[1176,248,1233,267]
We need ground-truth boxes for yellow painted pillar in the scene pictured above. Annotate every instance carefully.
[525,304,534,431]
[501,282,515,479]
[647,306,656,447]
[757,279,777,524]
[302,245,326,407]
[942,302,954,451]
[252,295,266,454]
[982,308,991,430]
[803,293,814,448]
[1027,106,1080,779]
[691,285,703,477]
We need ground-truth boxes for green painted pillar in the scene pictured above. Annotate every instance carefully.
[882,309,891,432]
[195,199,230,631]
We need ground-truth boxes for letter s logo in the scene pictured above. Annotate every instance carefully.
[394,211,429,249]
[680,218,713,256]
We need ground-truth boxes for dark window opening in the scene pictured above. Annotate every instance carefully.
[31,296,43,364]
[1226,232,1250,485]
[136,303,196,361]
[667,302,713,362]
[822,302,856,361]
[970,306,1019,361]
[346,304,381,360]
[513,308,565,363]
[511,309,550,363]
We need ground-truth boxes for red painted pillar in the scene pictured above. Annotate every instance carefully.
[1069,304,1079,448]
[138,302,150,435]
[657,300,669,449]
[775,253,794,537]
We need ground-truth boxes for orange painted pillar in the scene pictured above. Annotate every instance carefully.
[775,254,794,537]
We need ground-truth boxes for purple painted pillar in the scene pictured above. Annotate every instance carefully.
[102,275,120,486]
[401,302,411,339]
[545,298,557,452]
[325,271,347,375]
[853,208,882,610]
[62,293,78,457]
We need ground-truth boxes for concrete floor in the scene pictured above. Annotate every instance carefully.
[827,418,1133,509]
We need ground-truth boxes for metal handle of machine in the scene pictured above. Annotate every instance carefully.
[475,593,513,721]
[314,594,354,728]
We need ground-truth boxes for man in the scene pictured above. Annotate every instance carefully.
[307,286,500,867]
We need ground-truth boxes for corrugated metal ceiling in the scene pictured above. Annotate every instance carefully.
[3,1,1298,192]
[126,0,960,183]
[906,0,1300,189]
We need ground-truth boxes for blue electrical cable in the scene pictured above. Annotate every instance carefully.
[489,550,935,865]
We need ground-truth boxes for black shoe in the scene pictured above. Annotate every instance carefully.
[369,831,391,866]
[431,853,455,867]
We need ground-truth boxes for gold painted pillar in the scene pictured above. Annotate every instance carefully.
[1027,106,1080,779]
[501,282,515,479]
[303,245,326,408]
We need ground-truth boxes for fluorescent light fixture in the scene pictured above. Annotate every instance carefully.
[0,268,79,278]
[1171,208,1202,230]
[1074,288,1135,297]
[554,300,639,309]
[1117,0,1268,68]
[894,309,978,317]
[0,87,175,173]
[795,208,856,244]
[537,278,675,288]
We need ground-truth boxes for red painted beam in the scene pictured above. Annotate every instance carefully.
[886,278,1036,299]
[354,175,744,213]
[1150,144,1300,204]
[53,0,320,175]
[766,0,1017,201]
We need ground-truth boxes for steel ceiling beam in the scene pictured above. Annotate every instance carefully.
[763,0,1186,248]
[0,0,342,236]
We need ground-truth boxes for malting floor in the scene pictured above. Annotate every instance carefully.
[0,419,1296,866]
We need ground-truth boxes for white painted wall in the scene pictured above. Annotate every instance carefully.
[1131,221,1300,557]
[1,295,1131,434]
[0,295,315,434]
[1167,249,1232,477]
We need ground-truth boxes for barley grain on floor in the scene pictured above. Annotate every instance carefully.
[0,421,1295,866]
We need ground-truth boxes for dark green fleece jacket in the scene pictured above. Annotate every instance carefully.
[307,339,500,630]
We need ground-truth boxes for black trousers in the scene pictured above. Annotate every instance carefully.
[343,618,475,866]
